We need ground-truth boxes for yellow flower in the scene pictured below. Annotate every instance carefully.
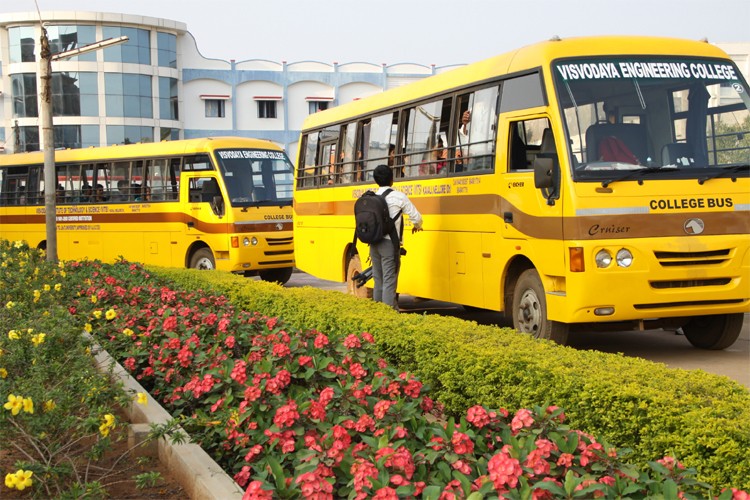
[4,301,14,309]
[5,472,17,489]
[0,368,7,379]
[122,328,134,337]
[58,261,65,269]
[43,284,51,291]
[93,310,102,320]
[3,394,23,415]
[99,413,116,437]
[54,283,62,292]
[60,270,66,278]
[22,397,34,414]
[90,295,98,304]
[10,470,33,491]
[44,399,56,412]
[33,290,41,303]
[31,333,46,347]
[13,240,24,248]
[8,330,20,340]
[84,323,93,333]
[105,309,117,321]
[136,392,148,406]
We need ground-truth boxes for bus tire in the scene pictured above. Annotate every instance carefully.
[346,253,372,299]
[682,313,744,350]
[189,248,215,270]
[512,268,569,345]
[259,266,294,285]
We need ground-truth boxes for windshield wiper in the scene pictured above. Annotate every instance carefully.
[601,166,675,188]
[697,164,749,185]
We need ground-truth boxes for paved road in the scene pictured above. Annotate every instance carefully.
[283,270,750,389]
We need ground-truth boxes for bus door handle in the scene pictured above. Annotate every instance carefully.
[186,221,194,228]
[503,212,513,223]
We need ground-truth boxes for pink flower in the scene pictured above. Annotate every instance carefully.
[373,487,398,499]
[244,385,261,402]
[273,401,299,429]
[162,315,177,331]
[451,432,474,455]
[511,408,534,433]
[466,405,491,428]
[295,471,333,499]
[231,359,248,384]
[242,480,274,499]
[524,448,550,476]
[272,343,291,358]
[343,334,362,349]
[244,444,263,462]
[234,465,252,487]
[452,459,472,475]
[557,453,574,467]
[373,400,393,419]
[224,335,236,348]
[487,446,522,490]
[349,362,367,379]
[313,333,329,348]
[361,332,374,343]
[298,355,313,367]
[319,387,334,406]
[351,459,379,493]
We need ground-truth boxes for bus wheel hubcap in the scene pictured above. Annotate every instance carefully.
[518,290,541,334]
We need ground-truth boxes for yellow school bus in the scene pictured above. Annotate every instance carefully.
[293,36,750,348]
[0,137,295,283]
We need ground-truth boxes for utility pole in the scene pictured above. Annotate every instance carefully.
[37,25,128,262]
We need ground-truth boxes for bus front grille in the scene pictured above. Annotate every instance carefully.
[650,278,732,289]
[653,249,731,267]
[267,237,293,246]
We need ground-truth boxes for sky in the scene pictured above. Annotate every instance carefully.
[2,0,749,67]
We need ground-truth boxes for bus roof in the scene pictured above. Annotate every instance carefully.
[301,35,731,131]
[0,136,284,166]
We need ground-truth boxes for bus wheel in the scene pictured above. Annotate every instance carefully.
[682,313,744,350]
[346,254,372,299]
[512,269,569,345]
[189,248,215,270]
[259,267,294,285]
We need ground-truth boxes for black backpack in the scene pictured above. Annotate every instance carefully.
[353,188,401,245]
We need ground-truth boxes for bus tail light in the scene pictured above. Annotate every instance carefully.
[569,247,585,272]
[231,236,239,248]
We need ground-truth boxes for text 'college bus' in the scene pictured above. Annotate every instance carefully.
[293,36,749,349]
[0,137,295,283]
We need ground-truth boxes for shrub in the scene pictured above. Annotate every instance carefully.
[154,267,750,491]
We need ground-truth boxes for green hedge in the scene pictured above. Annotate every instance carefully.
[151,267,750,490]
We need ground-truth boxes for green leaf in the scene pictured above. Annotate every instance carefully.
[264,456,287,493]
[422,485,442,500]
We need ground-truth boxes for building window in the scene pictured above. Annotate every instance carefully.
[104,73,153,118]
[17,126,40,152]
[258,100,277,119]
[160,128,180,141]
[48,25,97,62]
[52,72,99,117]
[106,125,153,145]
[157,32,177,68]
[54,125,100,149]
[11,74,38,118]
[8,26,36,63]
[103,26,151,65]
[308,101,329,114]
[159,77,179,120]
[205,99,226,118]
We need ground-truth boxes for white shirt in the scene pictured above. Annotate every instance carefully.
[376,186,423,240]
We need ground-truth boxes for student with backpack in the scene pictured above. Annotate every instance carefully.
[354,164,423,310]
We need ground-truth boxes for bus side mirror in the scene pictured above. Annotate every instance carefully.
[534,156,554,189]
[211,196,225,216]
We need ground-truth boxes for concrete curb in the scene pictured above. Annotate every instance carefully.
[93,345,244,499]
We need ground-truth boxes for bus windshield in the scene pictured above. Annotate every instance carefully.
[553,56,750,183]
[215,148,294,207]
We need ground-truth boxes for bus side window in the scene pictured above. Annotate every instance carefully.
[508,117,552,171]
[299,133,318,188]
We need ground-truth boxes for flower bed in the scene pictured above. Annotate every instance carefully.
[0,240,183,497]
[51,255,745,498]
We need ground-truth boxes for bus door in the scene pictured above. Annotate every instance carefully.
[498,114,565,265]
[184,175,227,241]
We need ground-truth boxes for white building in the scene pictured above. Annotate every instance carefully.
[0,11,747,159]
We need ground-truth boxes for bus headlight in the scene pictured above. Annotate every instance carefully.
[616,248,633,267]
[595,249,612,268]
[242,237,251,247]
[250,237,258,246]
